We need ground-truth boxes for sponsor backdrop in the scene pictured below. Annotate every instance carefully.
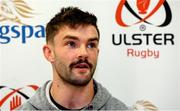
[0,0,179,110]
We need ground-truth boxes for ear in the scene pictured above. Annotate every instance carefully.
[43,45,55,63]
[97,48,99,55]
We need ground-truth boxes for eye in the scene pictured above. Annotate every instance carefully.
[87,42,97,48]
[67,41,76,48]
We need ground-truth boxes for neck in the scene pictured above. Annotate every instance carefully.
[50,78,94,109]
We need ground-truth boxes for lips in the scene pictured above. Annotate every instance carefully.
[73,63,89,69]
[69,59,93,73]
[72,63,90,73]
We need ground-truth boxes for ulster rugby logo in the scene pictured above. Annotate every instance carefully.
[0,0,35,24]
[116,0,172,27]
[0,85,39,110]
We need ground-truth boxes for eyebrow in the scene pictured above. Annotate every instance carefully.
[63,35,99,42]
[88,38,99,42]
[63,35,79,41]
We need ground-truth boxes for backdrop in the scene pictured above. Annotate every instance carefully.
[0,0,179,110]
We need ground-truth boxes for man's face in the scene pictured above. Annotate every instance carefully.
[51,25,99,86]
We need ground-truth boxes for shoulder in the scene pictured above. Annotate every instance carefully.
[16,81,56,110]
[105,96,128,110]
[94,80,129,110]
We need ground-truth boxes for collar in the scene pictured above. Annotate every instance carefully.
[29,80,111,110]
[46,80,98,110]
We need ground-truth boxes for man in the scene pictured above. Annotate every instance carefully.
[17,7,128,110]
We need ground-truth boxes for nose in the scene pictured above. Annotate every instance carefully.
[77,45,88,59]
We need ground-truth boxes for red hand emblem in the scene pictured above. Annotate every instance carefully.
[10,95,22,111]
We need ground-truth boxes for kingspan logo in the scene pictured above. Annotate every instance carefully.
[0,0,45,44]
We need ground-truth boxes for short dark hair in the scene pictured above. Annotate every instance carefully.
[46,7,100,44]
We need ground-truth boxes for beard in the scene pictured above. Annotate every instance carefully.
[54,57,97,86]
